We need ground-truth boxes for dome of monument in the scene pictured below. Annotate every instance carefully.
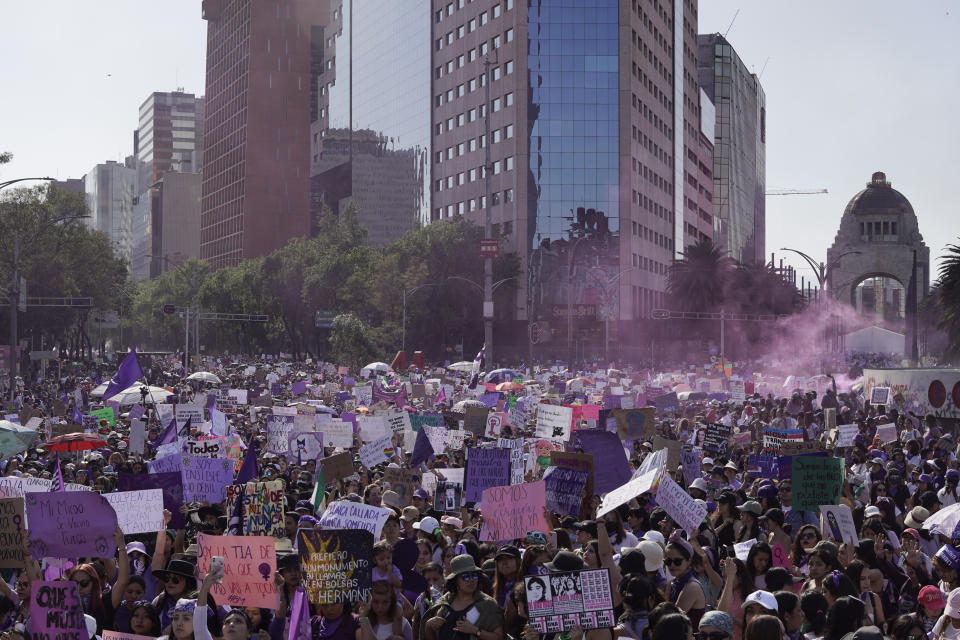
[843,171,914,217]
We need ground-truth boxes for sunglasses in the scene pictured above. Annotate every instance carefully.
[458,572,480,581]
[664,557,686,567]
[166,575,184,584]
[74,579,91,589]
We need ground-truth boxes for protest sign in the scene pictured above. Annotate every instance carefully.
[596,466,659,518]
[653,392,678,414]
[824,408,837,430]
[359,434,395,469]
[357,415,389,441]
[652,436,682,469]
[820,504,859,546]
[31,581,89,640]
[611,408,656,440]
[287,432,324,465]
[319,452,355,484]
[197,533,278,608]
[524,569,615,633]
[424,426,449,454]
[875,423,897,444]
[385,412,412,435]
[485,412,506,438]
[90,407,116,427]
[117,472,185,529]
[410,414,444,430]
[570,430,630,494]
[102,489,164,535]
[0,426,35,459]
[148,452,182,474]
[434,481,463,513]
[26,491,118,559]
[462,407,490,437]
[175,403,204,432]
[702,423,731,455]
[498,437,526,485]
[544,466,590,518]
[793,456,845,511]
[536,404,573,440]
[447,429,468,450]
[103,632,153,640]
[353,385,373,406]
[299,529,373,604]
[318,501,392,539]
[747,455,780,479]
[730,380,746,403]
[870,386,891,405]
[181,456,233,502]
[550,452,594,504]
[681,447,701,486]
[383,467,421,505]
[762,428,803,455]
[181,437,223,458]
[734,539,756,562]
[464,447,511,502]
[128,419,145,455]
[266,414,297,453]
[780,440,826,456]
[224,481,285,537]
[0,497,25,568]
[656,473,707,532]
[479,481,549,542]
[835,424,859,447]
[320,420,354,448]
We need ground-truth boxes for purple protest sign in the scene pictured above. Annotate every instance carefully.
[478,393,500,408]
[271,383,283,396]
[26,492,118,559]
[292,381,308,396]
[31,581,89,640]
[181,457,234,502]
[464,447,511,502]
[544,466,590,518]
[571,430,632,494]
[128,404,145,421]
[118,472,185,528]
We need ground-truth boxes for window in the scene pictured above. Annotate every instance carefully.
[492,66,501,81]
[446,89,454,101]
[435,180,443,192]
[504,188,514,202]
[493,160,501,174]
[505,124,514,138]
[457,84,465,97]
[436,95,443,107]
[480,42,488,56]
[458,55,465,68]
[457,172,465,185]
[446,60,454,72]
[447,3,454,15]
[891,221,898,235]
[469,168,477,181]
[457,25,465,38]
[458,202,465,215]
[882,221,889,235]
[505,92,513,106]
[446,32,454,45]
[446,204,454,217]
[505,156,514,170]
[469,138,477,152]
[435,151,443,163]
[469,18,476,32]
[447,147,454,159]
[493,35,501,49]
[492,129,502,143]
[505,60,514,74]
[436,66,443,79]
[506,0,513,9]
[491,191,501,205]
[435,123,443,135]
[457,113,465,126]
[493,4,501,18]
[469,49,477,62]
[480,133,486,147]
[480,11,487,25]
[505,28,514,42]
[447,117,454,130]
[457,142,465,155]
[469,78,477,91]
[436,9,443,22]
[469,199,477,212]
[493,97,501,112]
[447,176,454,188]
[468,108,477,121]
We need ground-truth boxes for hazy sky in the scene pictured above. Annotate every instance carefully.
[1,1,957,283]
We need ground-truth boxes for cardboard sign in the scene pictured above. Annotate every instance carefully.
[103,632,154,640]
[734,538,756,562]
[320,420,354,449]
[498,437,526,485]
[463,406,490,437]
[181,437,224,458]
[0,497,26,568]
[747,455,780,479]
[524,569,615,632]
[26,491,118,559]
[319,452,355,484]
[266,414,297,454]
[655,473,707,532]
[479,481,549,542]
[793,456,845,511]
[181,456,233,502]
[544,466,590,518]
[612,408,656,440]
[357,415,388,441]
[570,430,630,495]
[383,467,421,505]
[359,434,395,469]
[653,392,679,414]
[31,581,89,640]
[652,436,682,469]
[870,386,891,405]
[596,465,659,518]
[820,504,859,547]
[318,501,393,539]
[485,412,506,438]
[464,447,511,502]
[434,481,463,513]
[224,480,285,537]
[702,422,731,455]
[102,489,165,535]
[835,424,859,447]
[117,471,185,529]
[780,440,826,456]
[536,404,573,440]
[681,447,701,486]
[875,423,898,444]
[299,529,373,604]
[197,533,278,608]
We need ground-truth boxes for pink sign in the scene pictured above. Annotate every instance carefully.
[771,542,793,570]
[479,481,549,542]
[31,581,89,640]
[197,533,279,608]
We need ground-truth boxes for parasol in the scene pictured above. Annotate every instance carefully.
[43,432,108,452]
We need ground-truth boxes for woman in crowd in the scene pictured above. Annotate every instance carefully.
[718,558,756,640]
[822,596,865,640]
[663,535,706,628]
[421,555,504,640]
[356,581,412,640]
[745,543,771,591]
[790,526,822,575]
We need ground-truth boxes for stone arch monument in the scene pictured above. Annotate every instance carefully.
[827,171,929,311]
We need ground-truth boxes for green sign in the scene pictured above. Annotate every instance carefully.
[792,456,845,511]
[89,407,116,428]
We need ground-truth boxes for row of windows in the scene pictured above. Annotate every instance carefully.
[435,156,516,192]
[631,59,671,113]
[630,92,673,141]
[630,220,675,251]
[435,0,514,27]
[632,285,665,319]
[434,188,514,219]
[860,220,899,239]
[632,157,674,197]
[436,10,514,52]
[632,253,668,275]
[632,125,672,170]
[632,189,675,224]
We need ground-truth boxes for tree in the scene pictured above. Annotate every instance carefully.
[666,238,734,312]
[937,242,960,360]
[329,312,377,373]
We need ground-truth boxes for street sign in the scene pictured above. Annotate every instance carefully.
[315,310,336,329]
[480,239,499,259]
[92,310,119,329]
[549,304,596,319]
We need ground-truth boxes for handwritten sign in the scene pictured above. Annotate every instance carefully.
[0,497,26,567]
[875,423,897,444]
[681,447,701,486]
[31,581,89,640]
[385,412,412,435]
[181,456,233,502]
[702,423,731,455]
[655,473,707,532]
[26,492,118,560]
[148,452,182,474]
[434,481,463,513]
[780,440,826,456]
[319,452,355,484]
[536,404,573,440]
[835,424,859,447]
[224,481,285,537]
[596,466,659,518]
[479,481,549,542]
[734,538,756,562]
[359,434,394,469]
[653,392,679,414]
[612,408,655,440]
[266,414,297,453]
[181,437,223,458]
[117,471,185,529]
[464,447,511,502]
[498,438,526,485]
[793,456,845,511]
[870,386,891,405]
[544,467,589,518]
[197,533,278,608]
[287,432,324,464]
[652,436,682,469]
[299,529,373,604]
[318,501,393,539]
[320,420,354,448]
[102,489,164,535]
[103,632,154,640]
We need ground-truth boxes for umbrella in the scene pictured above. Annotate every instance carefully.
[565,377,594,388]
[186,371,222,384]
[496,381,524,391]
[923,502,960,538]
[484,368,519,383]
[43,432,108,453]
[107,385,175,406]
[361,362,394,375]
[447,361,474,373]
[452,399,487,413]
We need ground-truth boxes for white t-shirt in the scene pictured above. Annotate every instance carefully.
[372,618,413,640]
[932,615,960,640]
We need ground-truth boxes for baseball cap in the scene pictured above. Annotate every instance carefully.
[737,501,762,516]
[637,540,664,572]
[574,521,598,537]
[743,590,778,612]
[757,485,778,500]
[863,506,881,518]
[702,457,715,467]
[937,545,960,570]
[618,547,647,574]
[415,516,441,535]
[918,585,946,610]
[690,478,710,492]
[495,545,521,560]
[642,530,665,547]
[413,488,430,499]
[759,508,784,528]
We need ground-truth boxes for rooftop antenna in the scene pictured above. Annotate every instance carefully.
[723,8,739,39]
[758,57,770,79]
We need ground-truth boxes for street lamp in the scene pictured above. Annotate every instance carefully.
[590,266,637,361]
[779,247,862,302]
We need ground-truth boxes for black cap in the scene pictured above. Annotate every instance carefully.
[545,550,586,572]
[759,508,785,528]
[495,545,521,560]
[618,547,647,575]
[573,521,598,537]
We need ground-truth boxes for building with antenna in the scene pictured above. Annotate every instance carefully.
[697,32,766,265]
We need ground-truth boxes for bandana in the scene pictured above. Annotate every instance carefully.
[173,598,198,615]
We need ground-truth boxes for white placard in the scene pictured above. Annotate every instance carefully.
[734,538,757,561]
[357,415,389,441]
[656,473,707,533]
[321,420,354,448]
[129,419,145,455]
[359,434,394,469]
[103,489,165,534]
[318,501,392,539]
[820,504,859,547]
[835,424,859,447]
[596,466,659,518]
[535,404,573,440]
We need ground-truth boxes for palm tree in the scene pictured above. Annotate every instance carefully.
[725,261,804,316]
[937,242,960,359]
[666,238,734,312]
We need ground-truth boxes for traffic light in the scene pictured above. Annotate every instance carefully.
[162,304,176,315]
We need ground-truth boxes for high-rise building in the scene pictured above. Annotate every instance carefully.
[200,0,326,268]
[310,1,429,245]
[131,91,205,280]
[697,33,766,265]
[82,159,137,264]
[430,0,713,356]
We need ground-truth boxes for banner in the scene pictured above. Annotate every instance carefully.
[26,492,118,560]
[181,456,233,502]
[224,481,285,537]
[318,501,392,539]
[655,473,707,533]
[31,581,89,640]
[524,569,615,632]
[0,497,26,568]
[479,482,549,542]
[102,489,164,535]
[197,533,278,608]
[536,404,573,440]
[464,447,511,502]
[544,467,589,518]
[299,529,373,604]
[793,456,845,511]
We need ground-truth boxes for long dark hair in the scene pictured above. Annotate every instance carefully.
[824,596,865,640]
[650,613,691,640]
[790,525,821,566]
[129,602,162,637]
[746,541,772,581]
[800,591,828,636]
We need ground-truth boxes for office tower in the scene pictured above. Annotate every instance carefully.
[82,160,137,264]
[131,91,205,279]
[697,33,766,265]
[200,0,325,268]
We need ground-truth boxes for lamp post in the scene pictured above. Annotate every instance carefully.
[779,247,862,302]
[591,267,637,361]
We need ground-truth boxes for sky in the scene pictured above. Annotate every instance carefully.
[1,1,957,283]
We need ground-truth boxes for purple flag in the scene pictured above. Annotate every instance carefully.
[50,457,64,492]
[410,426,435,467]
[235,443,259,485]
[150,417,178,450]
[467,345,485,390]
[102,349,145,402]
[287,587,311,640]
[71,404,83,424]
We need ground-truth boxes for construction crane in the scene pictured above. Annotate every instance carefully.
[766,188,828,196]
